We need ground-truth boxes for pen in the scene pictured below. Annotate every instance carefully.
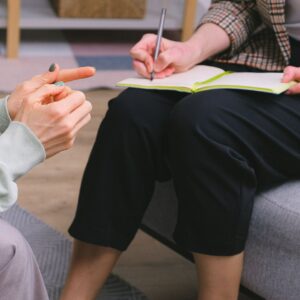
[150,8,167,81]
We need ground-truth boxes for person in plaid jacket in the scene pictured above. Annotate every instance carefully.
[61,1,300,299]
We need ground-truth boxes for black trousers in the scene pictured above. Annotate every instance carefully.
[69,40,300,256]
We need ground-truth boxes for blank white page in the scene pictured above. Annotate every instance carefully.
[117,65,224,89]
[201,72,285,90]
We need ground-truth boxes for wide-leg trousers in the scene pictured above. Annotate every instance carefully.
[0,218,49,300]
[69,41,300,256]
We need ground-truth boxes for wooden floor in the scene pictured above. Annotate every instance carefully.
[16,89,198,300]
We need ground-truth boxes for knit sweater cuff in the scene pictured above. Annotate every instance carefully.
[0,121,46,180]
[0,96,11,133]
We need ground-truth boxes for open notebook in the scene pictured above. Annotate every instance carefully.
[117,65,297,94]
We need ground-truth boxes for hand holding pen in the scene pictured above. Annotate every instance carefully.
[130,9,196,80]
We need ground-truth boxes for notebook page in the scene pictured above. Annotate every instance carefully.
[117,65,224,89]
[200,72,288,91]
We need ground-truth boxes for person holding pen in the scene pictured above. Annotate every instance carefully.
[62,1,300,299]
[0,64,94,300]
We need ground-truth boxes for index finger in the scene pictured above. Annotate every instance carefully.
[130,34,158,59]
[56,67,96,83]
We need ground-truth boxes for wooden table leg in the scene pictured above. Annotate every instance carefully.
[182,0,197,41]
[7,0,21,59]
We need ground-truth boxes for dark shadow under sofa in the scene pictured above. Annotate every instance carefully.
[141,180,300,300]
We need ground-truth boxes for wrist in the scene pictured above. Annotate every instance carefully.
[184,38,205,66]
[185,23,231,64]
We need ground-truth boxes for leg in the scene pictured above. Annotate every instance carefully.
[167,89,300,298]
[60,240,121,300]
[61,88,186,300]
[194,252,244,300]
[0,218,49,300]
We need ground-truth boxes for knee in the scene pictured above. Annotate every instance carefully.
[0,239,15,271]
[168,90,227,142]
[106,88,156,129]
[0,221,30,273]
[167,90,253,172]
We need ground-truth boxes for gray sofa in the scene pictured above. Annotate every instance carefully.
[141,181,300,300]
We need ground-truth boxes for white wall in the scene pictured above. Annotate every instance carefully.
[197,0,211,20]
[199,0,211,8]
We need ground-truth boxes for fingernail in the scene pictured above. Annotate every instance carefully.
[54,81,64,86]
[49,63,56,72]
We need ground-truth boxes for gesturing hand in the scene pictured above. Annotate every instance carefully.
[130,34,198,79]
[14,84,92,158]
[282,66,300,95]
[8,64,95,119]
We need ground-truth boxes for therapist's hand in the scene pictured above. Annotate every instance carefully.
[7,64,95,119]
[14,84,92,158]
[282,66,300,95]
[130,34,199,79]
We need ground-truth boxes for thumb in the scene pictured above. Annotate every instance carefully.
[29,63,61,89]
[154,48,176,73]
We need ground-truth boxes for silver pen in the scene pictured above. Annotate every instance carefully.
[150,8,167,81]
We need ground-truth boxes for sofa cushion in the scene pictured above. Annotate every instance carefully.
[242,181,300,300]
[142,181,300,300]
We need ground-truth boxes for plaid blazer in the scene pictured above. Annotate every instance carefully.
[200,0,291,71]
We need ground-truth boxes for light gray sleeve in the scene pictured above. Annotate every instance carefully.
[0,122,46,212]
[0,96,12,133]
